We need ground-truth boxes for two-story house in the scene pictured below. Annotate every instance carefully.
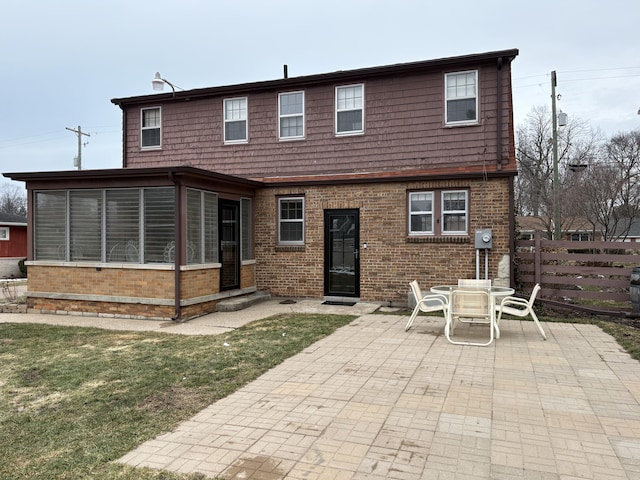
[4,48,519,320]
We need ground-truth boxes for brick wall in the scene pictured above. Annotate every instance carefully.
[25,264,254,320]
[255,178,511,304]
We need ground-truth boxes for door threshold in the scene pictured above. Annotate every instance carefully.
[323,296,359,306]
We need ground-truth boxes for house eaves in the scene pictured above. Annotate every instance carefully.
[3,166,263,189]
[0,212,27,226]
[111,49,518,107]
[255,165,516,187]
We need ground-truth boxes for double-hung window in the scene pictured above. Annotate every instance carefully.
[441,191,468,234]
[141,107,161,149]
[335,84,364,135]
[224,97,248,143]
[445,71,478,125]
[279,91,305,140]
[408,190,468,236]
[409,192,434,234]
[278,197,304,245]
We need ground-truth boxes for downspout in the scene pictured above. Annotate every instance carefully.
[496,56,503,171]
[169,172,182,321]
[508,175,516,289]
[120,106,127,168]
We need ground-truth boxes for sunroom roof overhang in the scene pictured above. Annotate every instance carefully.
[3,166,264,192]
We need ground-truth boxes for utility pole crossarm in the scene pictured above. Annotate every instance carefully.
[66,125,90,170]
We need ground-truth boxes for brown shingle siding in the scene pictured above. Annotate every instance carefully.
[120,54,516,180]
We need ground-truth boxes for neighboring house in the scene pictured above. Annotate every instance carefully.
[0,212,27,278]
[517,216,604,242]
[613,218,640,242]
[4,49,520,320]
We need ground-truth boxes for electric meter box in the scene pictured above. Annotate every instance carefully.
[474,229,493,249]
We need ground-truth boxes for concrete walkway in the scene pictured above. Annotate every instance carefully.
[3,300,640,478]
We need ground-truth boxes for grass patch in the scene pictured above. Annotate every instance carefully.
[0,313,354,479]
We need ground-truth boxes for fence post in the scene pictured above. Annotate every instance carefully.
[534,230,542,286]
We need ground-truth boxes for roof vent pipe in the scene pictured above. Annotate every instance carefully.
[284,64,288,79]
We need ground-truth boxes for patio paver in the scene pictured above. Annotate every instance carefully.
[118,314,640,479]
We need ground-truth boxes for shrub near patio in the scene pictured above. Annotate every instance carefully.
[0,313,354,480]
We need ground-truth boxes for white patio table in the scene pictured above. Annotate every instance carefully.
[430,285,514,341]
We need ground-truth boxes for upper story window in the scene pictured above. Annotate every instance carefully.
[0,227,9,240]
[335,84,364,135]
[224,97,248,143]
[141,107,161,149]
[279,91,305,140]
[445,71,478,125]
[278,196,304,245]
[408,190,468,236]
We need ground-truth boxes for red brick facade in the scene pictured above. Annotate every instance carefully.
[256,178,511,304]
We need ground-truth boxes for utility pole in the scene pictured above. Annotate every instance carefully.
[65,125,90,170]
[551,71,561,241]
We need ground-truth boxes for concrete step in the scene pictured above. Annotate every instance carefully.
[216,291,271,312]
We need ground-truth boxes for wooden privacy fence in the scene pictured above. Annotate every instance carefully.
[515,231,640,314]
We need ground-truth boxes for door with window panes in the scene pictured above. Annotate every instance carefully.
[324,209,360,297]
[219,200,240,291]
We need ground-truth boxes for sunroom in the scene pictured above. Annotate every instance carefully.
[4,166,260,320]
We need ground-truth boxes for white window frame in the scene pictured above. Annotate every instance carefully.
[278,196,305,245]
[408,189,468,236]
[278,91,305,140]
[335,84,364,136]
[408,192,434,235]
[441,190,468,235]
[140,107,162,149]
[445,70,478,125]
[0,227,8,240]
[224,97,248,144]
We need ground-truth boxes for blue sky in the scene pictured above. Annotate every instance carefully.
[2,0,639,179]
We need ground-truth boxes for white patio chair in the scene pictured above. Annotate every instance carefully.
[446,287,493,346]
[495,283,546,340]
[456,279,492,324]
[458,279,492,287]
[405,280,448,331]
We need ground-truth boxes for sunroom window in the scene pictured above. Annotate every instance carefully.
[34,187,176,264]
[187,188,219,264]
[241,198,252,260]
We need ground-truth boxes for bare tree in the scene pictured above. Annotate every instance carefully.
[0,181,27,217]
[515,105,602,237]
[575,130,640,240]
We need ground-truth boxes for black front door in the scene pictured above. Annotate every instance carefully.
[220,200,240,291]
[324,209,360,297]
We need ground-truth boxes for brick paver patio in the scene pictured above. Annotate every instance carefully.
[118,314,640,479]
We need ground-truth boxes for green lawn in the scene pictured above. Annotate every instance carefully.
[0,313,355,479]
